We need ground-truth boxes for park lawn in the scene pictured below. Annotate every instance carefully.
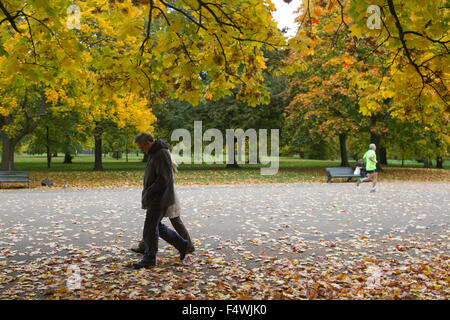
[1,154,449,189]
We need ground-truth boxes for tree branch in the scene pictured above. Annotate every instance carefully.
[139,0,154,65]
[387,0,448,105]
[403,30,449,53]
[0,0,21,33]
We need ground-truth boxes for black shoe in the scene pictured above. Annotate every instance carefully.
[132,259,155,269]
[186,244,195,254]
[130,241,145,254]
[179,240,188,261]
[130,246,145,254]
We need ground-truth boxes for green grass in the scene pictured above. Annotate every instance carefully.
[13,154,146,171]
[12,153,450,170]
[12,154,351,172]
[2,153,448,189]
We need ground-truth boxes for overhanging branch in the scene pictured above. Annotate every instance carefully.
[0,0,20,33]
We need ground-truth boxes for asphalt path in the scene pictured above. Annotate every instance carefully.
[0,182,448,299]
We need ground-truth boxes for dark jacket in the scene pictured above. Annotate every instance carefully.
[141,139,175,210]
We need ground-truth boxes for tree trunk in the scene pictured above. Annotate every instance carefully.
[226,163,239,168]
[63,153,73,164]
[379,146,387,165]
[0,91,42,171]
[113,151,121,160]
[226,137,239,169]
[46,148,51,168]
[436,156,443,169]
[94,124,103,171]
[46,126,51,169]
[226,154,240,169]
[339,133,349,167]
[226,162,240,168]
[1,131,15,171]
[423,158,431,168]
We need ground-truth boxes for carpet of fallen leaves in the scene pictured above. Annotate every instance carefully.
[0,236,448,300]
[0,183,448,300]
[1,167,448,190]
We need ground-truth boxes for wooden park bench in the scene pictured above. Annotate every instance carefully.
[0,171,30,188]
[325,167,360,183]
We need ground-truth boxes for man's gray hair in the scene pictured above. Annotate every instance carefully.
[134,132,154,144]
[369,143,376,150]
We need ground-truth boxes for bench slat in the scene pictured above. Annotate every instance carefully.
[0,172,29,176]
[330,175,357,177]
[0,171,30,188]
[0,178,29,182]
[325,167,359,182]
[0,175,29,179]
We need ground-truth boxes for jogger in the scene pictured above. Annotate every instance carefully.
[357,143,378,192]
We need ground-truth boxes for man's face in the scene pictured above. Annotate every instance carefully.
[136,141,153,153]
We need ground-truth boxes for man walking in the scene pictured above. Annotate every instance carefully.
[357,143,378,192]
[131,132,188,269]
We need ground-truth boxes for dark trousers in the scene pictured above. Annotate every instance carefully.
[137,216,194,253]
[142,206,187,263]
[170,217,194,251]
